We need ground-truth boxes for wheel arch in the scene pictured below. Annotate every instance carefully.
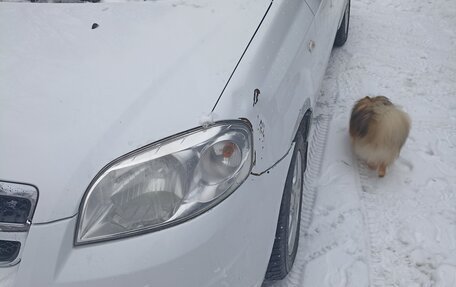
[296,108,312,142]
[292,97,313,143]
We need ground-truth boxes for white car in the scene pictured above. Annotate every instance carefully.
[0,0,350,286]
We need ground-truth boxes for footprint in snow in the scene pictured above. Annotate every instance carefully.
[397,156,414,172]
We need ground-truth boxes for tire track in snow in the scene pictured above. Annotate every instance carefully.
[356,162,385,287]
[332,56,378,287]
[356,157,456,287]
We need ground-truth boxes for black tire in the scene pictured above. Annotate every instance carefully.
[334,0,350,47]
[264,132,307,281]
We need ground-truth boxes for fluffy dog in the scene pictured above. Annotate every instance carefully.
[349,96,411,177]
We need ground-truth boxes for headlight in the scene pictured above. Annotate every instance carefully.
[75,121,253,245]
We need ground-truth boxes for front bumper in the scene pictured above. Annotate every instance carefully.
[0,151,292,287]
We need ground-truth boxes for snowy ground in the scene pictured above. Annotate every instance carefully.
[266,0,456,286]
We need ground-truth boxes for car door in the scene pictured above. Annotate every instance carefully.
[306,0,345,91]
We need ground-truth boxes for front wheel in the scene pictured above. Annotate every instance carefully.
[334,0,350,47]
[264,133,307,281]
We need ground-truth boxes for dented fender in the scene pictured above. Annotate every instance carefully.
[212,0,316,174]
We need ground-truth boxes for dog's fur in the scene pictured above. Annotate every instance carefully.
[349,96,411,177]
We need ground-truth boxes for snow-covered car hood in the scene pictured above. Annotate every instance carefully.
[0,0,270,223]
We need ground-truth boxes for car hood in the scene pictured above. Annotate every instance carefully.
[0,0,269,223]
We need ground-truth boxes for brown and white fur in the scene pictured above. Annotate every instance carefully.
[349,96,411,177]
